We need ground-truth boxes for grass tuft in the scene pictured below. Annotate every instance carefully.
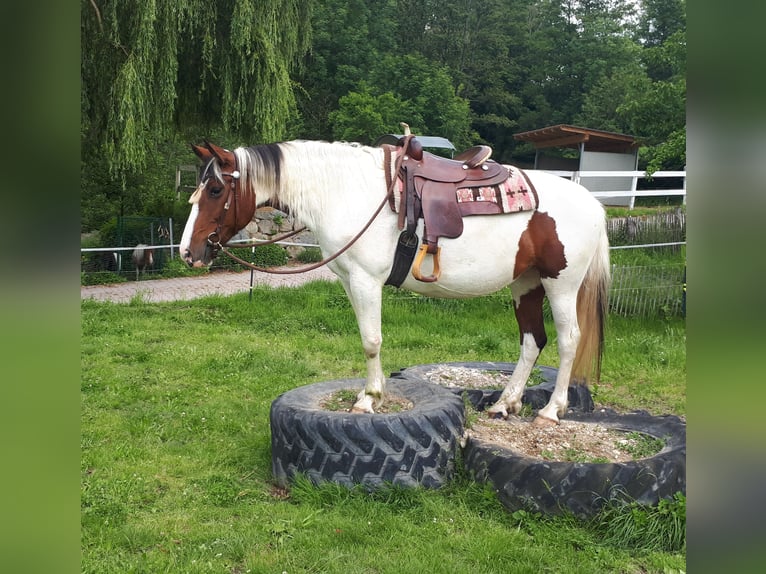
[589,492,686,553]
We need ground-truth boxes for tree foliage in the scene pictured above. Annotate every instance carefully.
[82,0,311,177]
[81,0,686,232]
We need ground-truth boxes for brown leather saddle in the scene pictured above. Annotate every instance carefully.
[390,135,511,283]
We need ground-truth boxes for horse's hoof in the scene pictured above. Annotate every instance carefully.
[351,395,375,414]
[486,404,509,419]
[532,414,559,427]
[351,405,374,414]
[351,402,375,414]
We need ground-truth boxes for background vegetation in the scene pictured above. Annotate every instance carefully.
[81,0,686,233]
[82,281,686,573]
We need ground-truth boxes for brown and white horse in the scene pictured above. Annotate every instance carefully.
[180,140,610,425]
[131,244,154,280]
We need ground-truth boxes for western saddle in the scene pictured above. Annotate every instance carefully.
[386,134,511,284]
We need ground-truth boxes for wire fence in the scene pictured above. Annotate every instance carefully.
[605,209,686,317]
[609,264,685,317]
[82,212,686,317]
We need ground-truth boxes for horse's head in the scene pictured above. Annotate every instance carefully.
[180,141,256,267]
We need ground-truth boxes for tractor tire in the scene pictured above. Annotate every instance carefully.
[270,378,465,490]
[463,408,686,517]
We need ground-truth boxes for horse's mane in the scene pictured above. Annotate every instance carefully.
[236,140,386,226]
[234,144,282,194]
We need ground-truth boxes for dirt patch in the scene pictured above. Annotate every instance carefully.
[320,390,414,413]
[424,365,519,388]
[423,365,661,463]
[468,414,664,463]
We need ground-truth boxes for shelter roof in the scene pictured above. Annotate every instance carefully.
[513,124,638,153]
[374,134,456,150]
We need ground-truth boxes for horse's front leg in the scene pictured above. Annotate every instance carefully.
[340,275,386,413]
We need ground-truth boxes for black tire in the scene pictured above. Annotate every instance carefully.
[270,379,465,489]
[463,408,686,517]
[391,361,594,413]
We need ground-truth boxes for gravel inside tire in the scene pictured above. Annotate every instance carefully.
[391,361,594,413]
[270,379,465,489]
[463,408,686,517]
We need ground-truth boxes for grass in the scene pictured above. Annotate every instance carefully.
[82,280,686,573]
[618,432,666,459]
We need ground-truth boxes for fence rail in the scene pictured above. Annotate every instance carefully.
[82,195,686,316]
[542,170,686,208]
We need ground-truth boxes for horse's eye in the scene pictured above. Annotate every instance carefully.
[209,186,223,198]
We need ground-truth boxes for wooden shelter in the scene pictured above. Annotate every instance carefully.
[514,124,640,206]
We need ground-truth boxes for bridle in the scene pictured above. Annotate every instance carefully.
[205,164,242,258]
[200,138,413,275]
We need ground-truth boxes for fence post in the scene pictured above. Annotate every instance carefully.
[629,174,639,210]
[169,218,174,259]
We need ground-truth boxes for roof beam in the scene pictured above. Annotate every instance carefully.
[528,134,588,149]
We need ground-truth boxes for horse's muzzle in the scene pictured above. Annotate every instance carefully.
[182,245,214,268]
[182,248,201,268]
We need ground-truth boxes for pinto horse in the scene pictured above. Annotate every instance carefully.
[132,244,154,280]
[180,140,610,425]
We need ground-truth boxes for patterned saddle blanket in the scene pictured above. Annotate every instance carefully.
[388,160,538,217]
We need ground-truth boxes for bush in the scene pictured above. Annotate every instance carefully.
[213,244,289,271]
[296,247,323,263]
[81,271,126,286]
[161,257,209,278]
[252,244,289,267]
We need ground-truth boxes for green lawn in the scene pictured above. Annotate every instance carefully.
[82,281,686,573]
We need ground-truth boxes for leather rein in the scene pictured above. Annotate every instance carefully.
[207,137,413,275]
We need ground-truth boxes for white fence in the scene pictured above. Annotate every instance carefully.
[542,170,686,209]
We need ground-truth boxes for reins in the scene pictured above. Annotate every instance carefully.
[223,226,307,248]
[212,137,413,274]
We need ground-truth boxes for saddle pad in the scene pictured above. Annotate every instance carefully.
[387,158,537,216]
[455,166,537,214]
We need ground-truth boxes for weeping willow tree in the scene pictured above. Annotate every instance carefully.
[81,0,312,178]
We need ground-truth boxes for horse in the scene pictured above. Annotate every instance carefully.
[179,140,610,426]
[131,244,154,280]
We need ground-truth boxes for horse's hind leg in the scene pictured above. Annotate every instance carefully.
[534,285,580,425]
[487,273,546,418]
[339,274,386,413]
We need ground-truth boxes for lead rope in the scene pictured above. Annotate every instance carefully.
[217,137,412,275]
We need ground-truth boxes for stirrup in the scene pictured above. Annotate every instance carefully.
[412,244,441,283]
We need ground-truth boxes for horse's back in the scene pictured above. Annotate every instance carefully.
[524,169,605,218]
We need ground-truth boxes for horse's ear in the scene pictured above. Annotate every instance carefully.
[191,143,213,162]
[204,141,235,166]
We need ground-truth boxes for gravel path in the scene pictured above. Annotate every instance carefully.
[80,265,339,303]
